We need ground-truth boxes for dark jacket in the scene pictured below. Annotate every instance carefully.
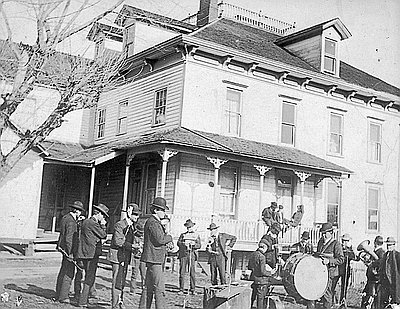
[290,240,313,255]
[57,213,78,257]
[248,249,271,284]
[380,249,400,303]
[367,247,385,281]
[141,215,173,264]
[207,232,237,263]
[107,218,134,264]
[261,233,278,268]
[316,237,344,278]
[261,207,279,226]
[177,231,201,260]
[76,217,107,259]
[339,244,355,276]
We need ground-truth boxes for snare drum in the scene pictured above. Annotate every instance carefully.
[281,253,328,301]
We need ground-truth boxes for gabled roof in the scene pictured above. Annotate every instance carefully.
[115,5,197,33]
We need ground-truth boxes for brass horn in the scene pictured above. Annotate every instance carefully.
[357,240,379,266]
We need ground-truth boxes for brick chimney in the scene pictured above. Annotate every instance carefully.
[197,0,219,27]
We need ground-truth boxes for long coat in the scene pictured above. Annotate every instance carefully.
[76,217,107,260]
[57,213,78,257]
[141,215,173,264]
[316,237,344,278]
[248,249,271,284]
[107,218,134,264]
[380,249,400,303]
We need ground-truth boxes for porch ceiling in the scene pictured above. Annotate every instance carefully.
[116,127,352,177]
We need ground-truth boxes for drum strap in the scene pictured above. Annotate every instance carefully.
[320,238,334,255]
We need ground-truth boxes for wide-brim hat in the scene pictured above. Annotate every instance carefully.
[151,197,169,211]
[207,222,219,230]
[342,233,351,241]
[128,203,141,215]
[301,231,310,240]
[93,203,109,217]
[385,237,396,245]
[320,222,333,233]
[184,219,195,228]
[270,201,278,208]
[69,201,85,212]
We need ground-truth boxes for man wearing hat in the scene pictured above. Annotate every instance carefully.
[261,201,279,228]
[248,239,275,309]
[177,219,201,295]
[307,222,344,309]
[332,233,355,305]
[290,231,313,255]
[107,203,140,308]
[130,223,145,294]
[76,203,109,307]
[379,236,400,307]
[206,222,237,285]
[55,201,85,304]
[139,197,173,309]
[261,222,281,270]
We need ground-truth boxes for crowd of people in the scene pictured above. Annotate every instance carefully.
[54,198,399,309]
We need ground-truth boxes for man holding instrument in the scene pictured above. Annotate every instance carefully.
[308,222,344,309]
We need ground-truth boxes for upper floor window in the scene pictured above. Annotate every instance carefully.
[218,165,238,218]
[329,113,343,155]
[327,181,341,227]
[117,99,128,135]
[323,38,337,74]
[96,108,106,139]
[367,185,380,232]
[153,88,167,125]
[224,88,241,136]
[368,122,382,163]
[281,101,296,145]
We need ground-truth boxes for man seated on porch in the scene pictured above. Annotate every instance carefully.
[206,223,237,285]
[290,231,313,255]
[248,239,276,309]
[261,201,279,228]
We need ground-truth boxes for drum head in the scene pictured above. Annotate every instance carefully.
[293,255,328,300]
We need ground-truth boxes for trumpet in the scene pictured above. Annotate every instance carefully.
[357,240,379,266]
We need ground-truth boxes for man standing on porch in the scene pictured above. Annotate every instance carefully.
[139,197,173,309]
[261,201,279,228]
[206,223,237,285]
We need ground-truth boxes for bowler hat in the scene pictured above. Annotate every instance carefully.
[69,201,85,212]
[385,237,396,245]
[374,235,384,245]
[207,223,219,230]
[151,197,169,211]
[320,222,333,233]
[270,201,278,208]
[342,233,351,241]
[184,219,195,228]
[93,203,109,217]
[301,231,310,240]
[128,203,141,215]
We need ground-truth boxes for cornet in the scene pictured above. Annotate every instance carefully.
[357,240,379,266]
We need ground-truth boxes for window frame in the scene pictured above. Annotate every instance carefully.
[328,112,344,157]
[367,121,382,164]
[117,99,128,135]
[96,108,106,139]
[366,184,381,233]
[218,165,240,217]
[152,88,168,126]
[223,87,242,137]
[323,38,338,75]
[280,100,297,146]
[326,180,341,227]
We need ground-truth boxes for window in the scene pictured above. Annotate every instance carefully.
[281,101,296,145]
[153,88,167,125]
[218,166,238,217]
[117,100,128,134]
[96,108,106,139]
[329,113,343,155]
[224,89,241,136]
[368,122,382,163]
[367,186,380,231]
[324,38,337,74]
[327,181,340,226]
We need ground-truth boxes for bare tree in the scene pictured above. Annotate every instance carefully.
[0,0,124,181]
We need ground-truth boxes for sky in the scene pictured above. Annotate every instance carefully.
[1,0,400,88]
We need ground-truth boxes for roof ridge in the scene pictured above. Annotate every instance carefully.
[181,127,233,152]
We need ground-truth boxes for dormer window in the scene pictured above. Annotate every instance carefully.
[323,38,337,75]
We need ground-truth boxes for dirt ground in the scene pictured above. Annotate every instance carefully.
[0,251,363,308]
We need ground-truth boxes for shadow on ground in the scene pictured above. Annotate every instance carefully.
[4,283,55,299]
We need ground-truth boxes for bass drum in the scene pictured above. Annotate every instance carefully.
[281,253,328,301]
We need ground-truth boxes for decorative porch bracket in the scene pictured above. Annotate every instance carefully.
[207,157,228,214]
[294,170,312,205]
[313,175,325,188]
[121,152,135,219]
[254,165,272,220]
[158,149,178,198]
[330,176,342,188]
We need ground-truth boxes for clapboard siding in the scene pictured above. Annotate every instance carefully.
[284,34,321,70]
[179,154,214,184]
[94,63,184,144]
[241,163,275,191]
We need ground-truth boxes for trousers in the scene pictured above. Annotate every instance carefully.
[209,255,226,285]
[251,283,270,309]
[138,263,166,309]
[332,272,350,302]
[130,258,146,293]
[111,261,129,309]
[55,255,76,301]
[179,254,196,292]
[78,256,99,306]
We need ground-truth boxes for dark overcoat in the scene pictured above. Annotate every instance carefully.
[316,237,344,278]
[57,213,78,256]
[76,217,107,259]
[107,218,134,264]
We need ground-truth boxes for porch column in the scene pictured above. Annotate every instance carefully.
[294,171,311,205]
[121,152,135,220]
[158,149,178,198]
[254,165,272,219]
[207,157,228,215]
[88,165,96,217]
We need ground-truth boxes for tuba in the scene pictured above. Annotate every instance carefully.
[357,240,379,266]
